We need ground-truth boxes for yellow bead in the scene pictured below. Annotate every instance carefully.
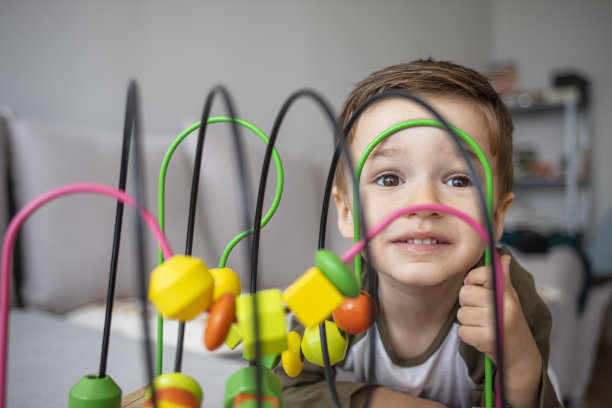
[224,322,243,350]
[301,320,348,367]
[210,267,242,302]
[281,331,304,377]
[148,255,213,321]
[282,267,344,328]
[236,289,287,360]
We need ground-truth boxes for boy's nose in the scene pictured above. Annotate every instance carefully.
[403,182,442,218]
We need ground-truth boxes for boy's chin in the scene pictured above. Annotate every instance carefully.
[376,265,465,288]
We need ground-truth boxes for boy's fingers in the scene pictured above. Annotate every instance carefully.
[464,254,513,292]
[463,266,492,289]
[457,304,491,327]
[457,324,495,357]
[459,284,493,308]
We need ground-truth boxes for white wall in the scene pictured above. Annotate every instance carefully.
[491,0,612,231]
[2,0,610,229]
[0,0,491,164]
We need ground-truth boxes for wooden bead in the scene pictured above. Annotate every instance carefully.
[210,267,242,302]
[204,292,236,350]
[281,331,304,377]
[144,372,203,407]
[148,255,213,321]
[301,320,348,367]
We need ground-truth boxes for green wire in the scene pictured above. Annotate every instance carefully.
[351,119,494,407]
[155,116,284,375]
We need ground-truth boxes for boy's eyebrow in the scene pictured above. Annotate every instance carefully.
[368,145,404,160]
[369,143,484,166]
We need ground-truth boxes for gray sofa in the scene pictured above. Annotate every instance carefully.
[0,108,347,407]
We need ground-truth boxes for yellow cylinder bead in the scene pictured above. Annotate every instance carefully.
[281,331,304,377]
[301,320,348,367]
[209,267,242,302]
[148,255,213,321]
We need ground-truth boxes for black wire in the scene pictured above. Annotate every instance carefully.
[98,81,134,379]
[253,89,367,408]
[121,80,158,408]
[172,85,255,374]
[317,147,353,408]
[318,322,343,407]
[338,89,504,405]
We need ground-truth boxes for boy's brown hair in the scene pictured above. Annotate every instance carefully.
[335,59,514,199]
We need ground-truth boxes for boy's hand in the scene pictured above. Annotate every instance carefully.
[457,254,543,408]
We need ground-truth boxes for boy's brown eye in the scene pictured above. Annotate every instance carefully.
[445,175,472,188]
[376,174,402,187]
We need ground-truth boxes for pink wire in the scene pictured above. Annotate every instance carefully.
[0,182,174,408]
[340,203,504,401]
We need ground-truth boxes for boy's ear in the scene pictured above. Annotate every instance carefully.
[332,185,355,239]
[493,192,514,242]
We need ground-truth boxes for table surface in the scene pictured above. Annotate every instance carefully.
[8,309,244,407]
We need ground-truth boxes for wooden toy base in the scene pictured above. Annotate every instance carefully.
[121,386,147,407]
[119,386,486,407]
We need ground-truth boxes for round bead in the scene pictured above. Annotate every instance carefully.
[144,372,203,407]
[281,331,304,377]
[210,267,242,302]
[301,320,348,367]
[204,292,236,350]
[314,250,360,298]
[332,290,377,334]
[148,255,213,321]
[143,387,200,408]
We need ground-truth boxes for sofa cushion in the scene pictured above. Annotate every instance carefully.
[7,116,194,313]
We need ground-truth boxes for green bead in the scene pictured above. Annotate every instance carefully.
[314,249,360,298]
[224,366,282,408]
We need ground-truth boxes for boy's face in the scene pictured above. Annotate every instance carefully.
[333,97,514,288]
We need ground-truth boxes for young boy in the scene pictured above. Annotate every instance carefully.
[275,60,562,408]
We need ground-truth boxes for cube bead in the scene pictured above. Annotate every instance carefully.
[282,267,344,328]
[236,289,287,360]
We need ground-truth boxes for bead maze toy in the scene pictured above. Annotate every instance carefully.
[0,81,508,408]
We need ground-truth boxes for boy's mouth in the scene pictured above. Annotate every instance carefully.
[399,238,441,245]
[391,233,450,247]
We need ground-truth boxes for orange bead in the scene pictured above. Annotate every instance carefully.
[332,291,377,334]
[204,292,236,350]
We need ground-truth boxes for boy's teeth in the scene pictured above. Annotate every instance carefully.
[405,238,438,244]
